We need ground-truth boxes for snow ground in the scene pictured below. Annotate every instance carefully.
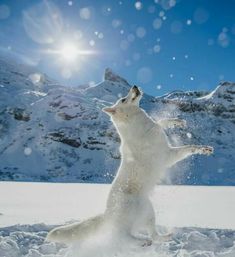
[0,182,235,257]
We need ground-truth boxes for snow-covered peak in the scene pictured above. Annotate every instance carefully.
[104,68,130,86]
[83,68,131,103]
[198,81,235,104]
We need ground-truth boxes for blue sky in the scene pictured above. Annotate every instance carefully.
[0,0,235,96]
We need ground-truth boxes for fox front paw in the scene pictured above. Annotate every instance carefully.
[198,146,214,155]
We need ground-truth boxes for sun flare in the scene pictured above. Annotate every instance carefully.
[59,42,80,62]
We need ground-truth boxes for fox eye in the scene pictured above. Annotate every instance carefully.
[121,98,126,103]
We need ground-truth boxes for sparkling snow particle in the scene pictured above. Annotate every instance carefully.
[169,0,176,8]
[162,16,167,20]
[184,54,189,59]
[29,73,42,85]
[172,56,176,60]
[136,27,146,38]
[119,1,123,5]
[120,29,124,34]
[79,7,91,20]
[0,4,10,19]
[170,74,174,78]
[135,1,143,10]
[217,31,230,48]
[187,19,192,25]
[171,20,183,34]
[194,7,209,24]
[98,33,104,39]
[127,34,135,42]
[153,44,161,53]
[120,40,129,50]
[153,18,162,30]
[156,84,162,90]
[137,67,152,84]
[112,19,122,28]
[186,132,192,138]
[89,40,95,46]
[68,1,73,6]
[157,38,161,42]
[190,76,194,81]
[218,168,223,173]
[159,11,165,17]
[102,6,112,16]
[24,147,32,156]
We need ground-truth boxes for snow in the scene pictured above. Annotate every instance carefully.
[1,182,235,257]
[1,182,235,229]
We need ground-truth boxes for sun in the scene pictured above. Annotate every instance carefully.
[59,42,80,62]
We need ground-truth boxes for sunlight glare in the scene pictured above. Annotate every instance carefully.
[60,42,79,61]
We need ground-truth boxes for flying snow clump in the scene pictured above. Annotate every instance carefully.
[153,18,162,30]
[127,34,135,42]
[135,1,143,10]
[89,40,95,46]
[136,27,146,38]
[217,29,230,48]
[153,45,161,53]
[79,7,91,20]
[24,147,32,156]
[29,73,43,85]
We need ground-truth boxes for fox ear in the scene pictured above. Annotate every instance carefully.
[102,107,116,115]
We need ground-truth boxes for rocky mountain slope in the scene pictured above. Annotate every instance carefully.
[0,58,234,185]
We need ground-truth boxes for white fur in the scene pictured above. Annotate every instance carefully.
[47,86,213,245]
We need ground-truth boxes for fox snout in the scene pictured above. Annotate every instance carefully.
[132,85,141,97]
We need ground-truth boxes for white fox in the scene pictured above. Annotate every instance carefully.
[47,86,213,245]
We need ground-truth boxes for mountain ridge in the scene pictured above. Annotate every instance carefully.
[0,58,234,185]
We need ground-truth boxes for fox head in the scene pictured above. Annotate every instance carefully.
[102,85,143,124]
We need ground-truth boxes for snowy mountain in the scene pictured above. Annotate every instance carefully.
[0,58,234,185]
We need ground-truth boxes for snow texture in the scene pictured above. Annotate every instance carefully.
[0,182,235,256]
